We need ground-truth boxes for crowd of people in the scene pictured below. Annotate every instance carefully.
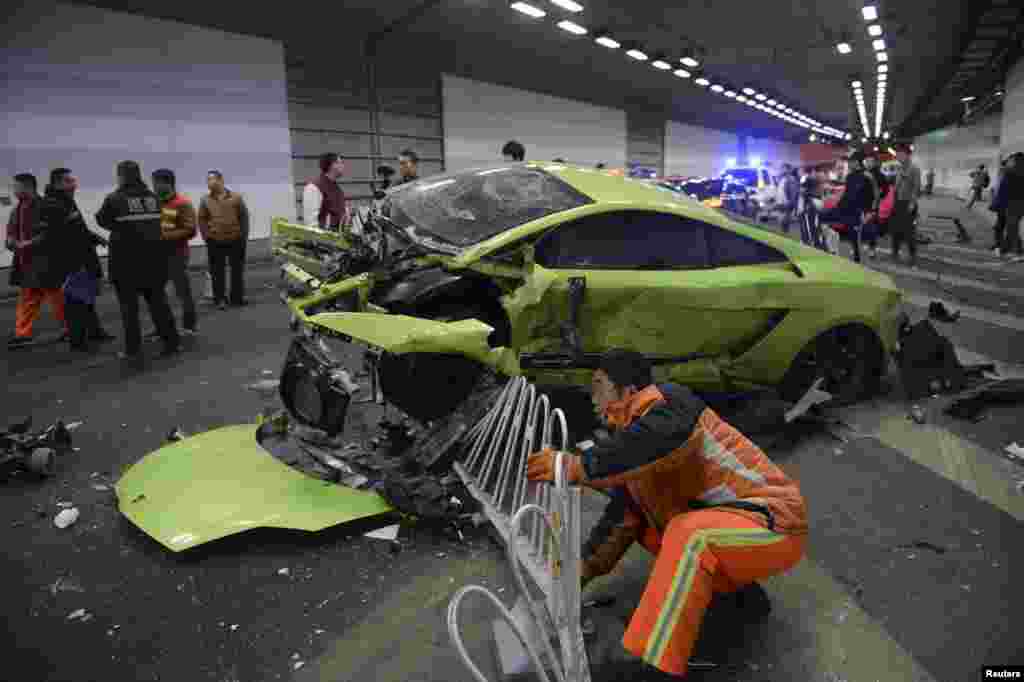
[6,163,250,359]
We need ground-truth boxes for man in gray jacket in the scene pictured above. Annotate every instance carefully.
[891,145,923,267]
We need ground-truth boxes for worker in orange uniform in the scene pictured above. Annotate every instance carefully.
[526,349,808,678]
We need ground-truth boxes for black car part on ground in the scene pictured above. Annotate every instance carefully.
[944,379,1024,422]
[896,320,967,400]
[279,337,359,436]
[1,418,74,477]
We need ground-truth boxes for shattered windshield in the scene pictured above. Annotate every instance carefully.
[383,165,593,247]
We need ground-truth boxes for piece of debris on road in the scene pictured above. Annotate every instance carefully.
[54,508,80,529]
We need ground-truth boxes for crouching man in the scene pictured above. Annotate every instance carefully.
[526,350,808,679]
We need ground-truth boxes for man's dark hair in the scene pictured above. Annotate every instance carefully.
[398,149,419,163]
[502,140,525,162]
[49,167,71,187]
[599,349,653,390]
[117,160,145,187]
[14,173,37,191]
[207,169,224,179]
[319,152,340,174]
[152,168,176,186]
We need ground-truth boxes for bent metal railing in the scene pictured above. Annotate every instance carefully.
[449,377,590,682]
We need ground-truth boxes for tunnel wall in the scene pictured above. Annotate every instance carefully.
[0,0,295,273]
[912,113,1002,199]
[664,121,740,178]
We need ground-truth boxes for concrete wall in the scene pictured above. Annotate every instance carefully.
[748,137,802,171]
[441,74,627,172]
[664,121,740,178]
[0,0,294,271]
[1001,56,1024,157]
[913,113,1002,198]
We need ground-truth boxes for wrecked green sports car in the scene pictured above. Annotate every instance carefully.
[116,162,905,552]
[276,162,904,427]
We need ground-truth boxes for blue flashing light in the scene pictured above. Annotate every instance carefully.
[725,157,737,168]
[749,155,762,167]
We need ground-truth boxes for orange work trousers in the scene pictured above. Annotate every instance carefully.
[15,287,67,339]
[623,509,805,677]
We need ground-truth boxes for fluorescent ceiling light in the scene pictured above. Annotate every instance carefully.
[557,20,587,34]
[695,77,710,86]
[810,134,817,141]
[737,95,748,102]
[961,96,976,102]
[996,90,1004,96]
[766,99,777,106]
[549,0,583,12]
[626,49,648,61]
[876,51,888,62]
[755,93,767,101]
[837,42,852,54]
[776,103,786,110]
[510,2,545,18]
[862,4,878,21]
[743,88,756,96]
[680,57,700,68]
[652,59,672,70]
[852,80,863,88]
[710,84,725,93]
[595,35,620,49]
[878,73,888,82]
[868,24,883,36]
[674,69,691,78]
[725,90,737,98]
[872,39,886,51]
[846,133,853,140]
[878,63,888,73]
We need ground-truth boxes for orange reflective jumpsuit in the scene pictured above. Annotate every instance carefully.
[579,383,808,677]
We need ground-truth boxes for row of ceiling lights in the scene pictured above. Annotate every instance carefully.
[837,3,890,140]
[509,1,849,141]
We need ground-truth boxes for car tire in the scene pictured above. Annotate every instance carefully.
[779,324,885,407]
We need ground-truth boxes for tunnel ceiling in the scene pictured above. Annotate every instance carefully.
[75,0,987,143]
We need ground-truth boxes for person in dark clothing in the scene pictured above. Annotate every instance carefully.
[95,160,180,360]
[989,157,1011,254]
[6,173,69,348]
[818,152,875,262]
[862,155,890,258]
[42,168,115,351]
[999,153,1024,259]
[398,149,419,184]
[891,144,924,267]
[502,140,526,162]
[967,164,990,210]
[779,165,800,233]
[150,169,197,336]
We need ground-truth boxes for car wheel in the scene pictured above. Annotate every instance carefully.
[780,325,884,407]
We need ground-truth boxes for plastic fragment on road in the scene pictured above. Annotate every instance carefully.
[784,377,832,423]
[364,524,400,541]
[909,405,927,424]
[67,608,87,621]
[277,568,290,576]
[54,508,79,528]
[1005,443,1024,461]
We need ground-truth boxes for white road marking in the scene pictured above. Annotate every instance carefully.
[903,293,1024,332]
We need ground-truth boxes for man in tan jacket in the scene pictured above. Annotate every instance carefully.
[198,170,249,309]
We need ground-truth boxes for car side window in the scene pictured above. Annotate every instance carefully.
[706,225,789,267]
[534,211,709,270]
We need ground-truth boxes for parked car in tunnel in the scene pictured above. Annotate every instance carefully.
[273,162,905,430]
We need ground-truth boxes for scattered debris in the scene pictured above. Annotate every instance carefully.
[894,541,947,554]
[54,508,80,529]
[66,608,88,621]
[277,568,290,576]
[1,419,73,478]
[945,379,1024,422]
[50,576,86,595]
[313,629,325,635]
[909,405,927,424]
[91,483,110,492]
[292,661,305,671]
[928,301,961,323]
[364,524,400,541]
[784,378,832,423]
[167,428,188,443]
[1005,443,1024,462]
[57,501,74,508]
[229,624,239,631]
[961,584,972,592]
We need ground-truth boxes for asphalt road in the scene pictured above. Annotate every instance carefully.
[2,233,1023,682]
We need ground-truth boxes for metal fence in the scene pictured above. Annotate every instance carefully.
[448,377,591,682]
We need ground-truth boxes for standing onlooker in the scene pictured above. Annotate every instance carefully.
[502,140,525,163]
[989,157,1010,254]
[779,164,799,233]
[862,154,890,258]
[925,169,935,196]
[151,169,197,336]
[199,170,250,309]
[5,172,68,348]
[398,149,420,184]
[95,160,179,359]
[891,144,924,267]
[967,164,990,209]
[302,153,348,231]
[999,152,1024,260]
[49,167,115,351]
[798,168,826,251]
[818,152,875,263]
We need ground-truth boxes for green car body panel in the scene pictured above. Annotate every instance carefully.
[275,163,902,391]
[115,424,392,552]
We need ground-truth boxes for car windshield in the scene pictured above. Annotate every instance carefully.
[383,165,593,247]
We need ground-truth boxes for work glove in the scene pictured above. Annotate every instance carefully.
[526,447,586,484]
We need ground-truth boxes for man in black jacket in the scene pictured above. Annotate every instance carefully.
[95,160,179,359]
[41,168,115,351]
[818,152,875,263]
